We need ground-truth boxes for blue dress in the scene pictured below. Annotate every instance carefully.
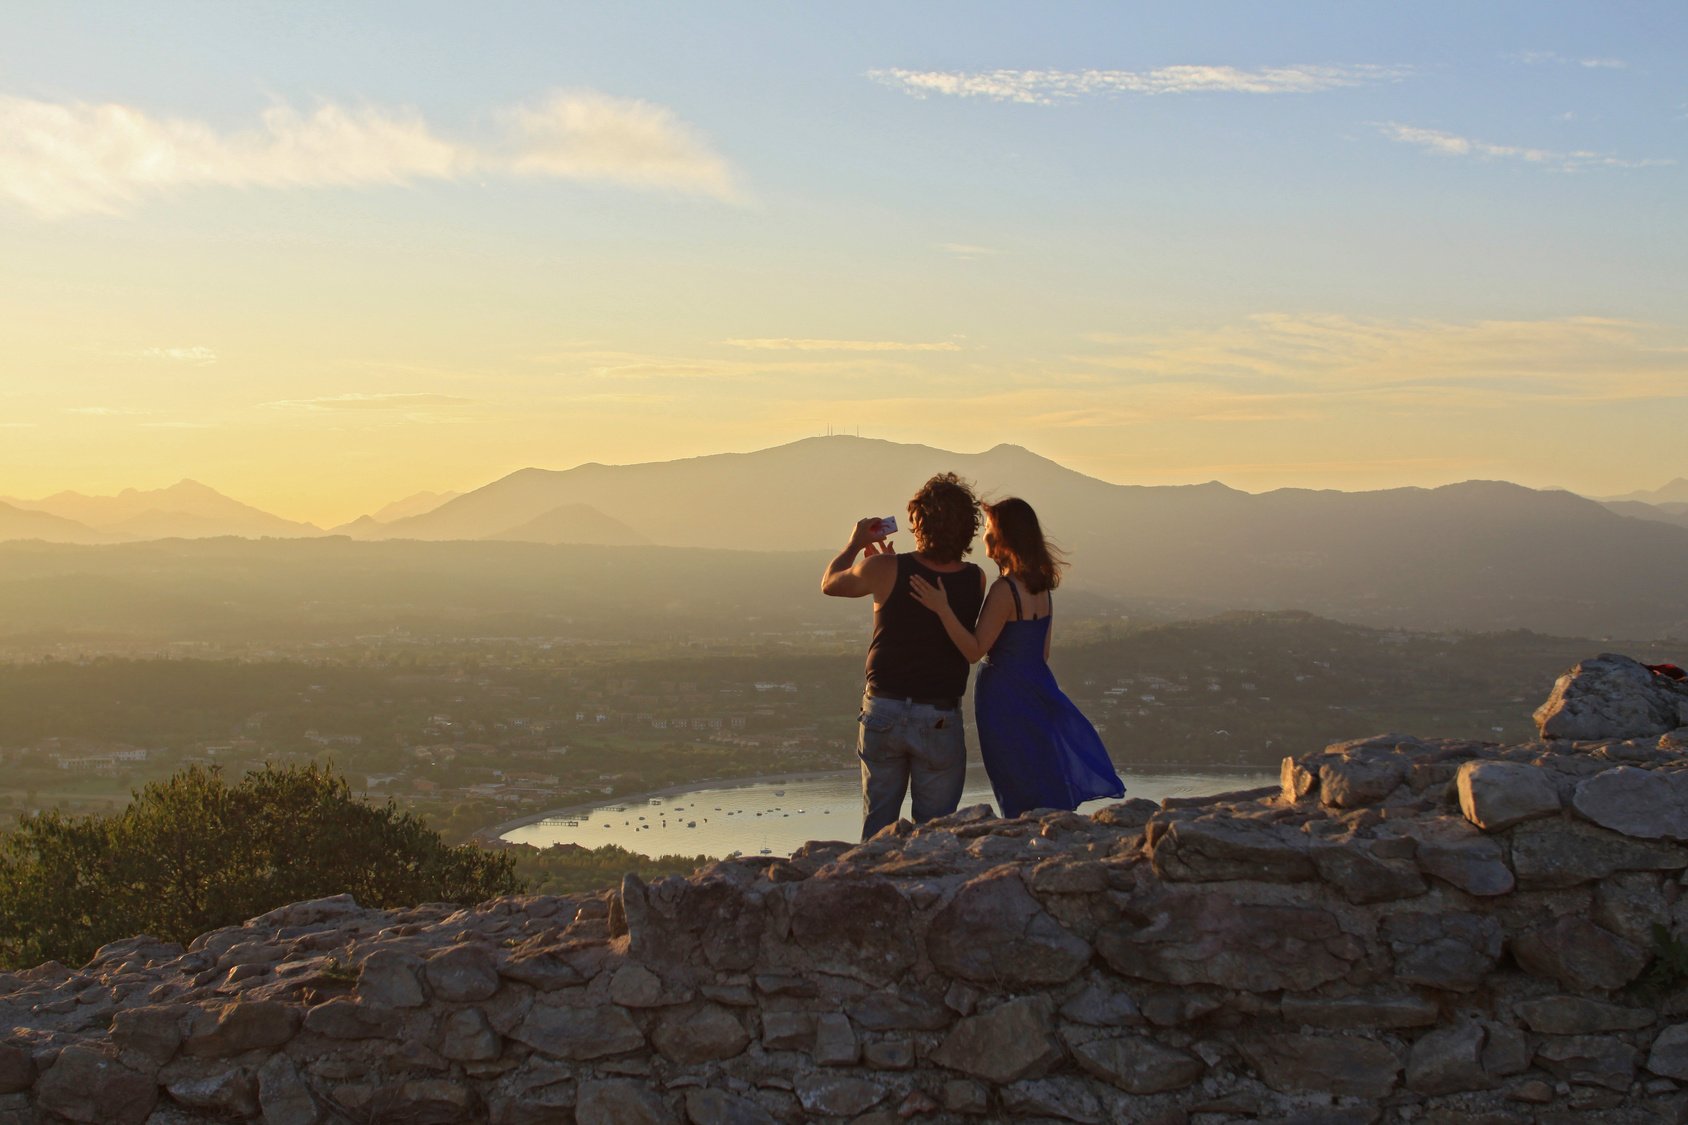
[975,580,1125,817]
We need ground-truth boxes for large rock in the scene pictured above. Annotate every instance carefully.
[511,1003,645,1061]
[929,997,1061,1084]
[1510,817,1688,888]
[1511,916,1650,991]
[1001,1077,1105,1124]
[1648,1023,1688,1081]
[793,1073,887,1117]
[356,949,425,1007]
[927,868,1091,987]
[33,1045,157,1125]
[1400,816,1516,896]
[1534,1034,1639,1091]
[180,999,302,1057]
[1319,756,1406,808]
[1572,767,1688,842]
[577,1079,669,1125]
[1513,996,1655,1035]
[1535,653,1688,740]
[1099,891,1360,991]
[1309,839,1428,904]
[1405,1021,1492,1095]
[1279,993,1439,1030]
[165,1067,261,1118]
[1238,1033,1401,1098]
[651,1003,749,1064]
[1457,760,1561,831]
[256,1053,320,1125]
[1148,816,1315,883]
[0,1042,33,1094]
[1072,1035,1205,1094]
[788,875,916,982]
[423,942,500,1002]
[1382,911,1504,992]
[685,1087,778,1125]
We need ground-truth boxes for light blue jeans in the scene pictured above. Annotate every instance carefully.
[856,693,967,840]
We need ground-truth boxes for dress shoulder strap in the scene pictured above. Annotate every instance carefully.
[1004,577,1023,621]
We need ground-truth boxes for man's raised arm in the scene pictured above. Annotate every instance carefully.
[821,517,896,599]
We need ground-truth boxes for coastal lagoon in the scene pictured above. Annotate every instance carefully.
[501,764,1278,858]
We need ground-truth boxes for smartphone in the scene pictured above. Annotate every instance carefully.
[877,515,898,534]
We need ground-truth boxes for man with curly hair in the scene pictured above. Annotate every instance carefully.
[822,472,986,839]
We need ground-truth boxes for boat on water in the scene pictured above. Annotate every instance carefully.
[686,821,697,828]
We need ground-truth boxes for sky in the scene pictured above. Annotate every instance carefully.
[1,1,1684,526]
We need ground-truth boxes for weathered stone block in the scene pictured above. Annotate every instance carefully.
[930,997,1061,1084]
[1514,996,1656,1035]
[651,1003,749,1064]
[356,949,425,1007]
[1406,1021,1492,1095]
[33,1045,157,1125]
[1510,818,1686,889]
[1573,766,1688,842]
[577,1078,668,1125]
[788,875,915,983]
[1535,1034,1640,1091]
[1319,756,1405,809]
[1382,911,1503,993]
[1001,1076,1106,1123]
[793,1073,886,1117]
[1098,891,1360,992]
[511,1003,644,1061]
[1457,760,1562,831]
[1238,1032,1401,1098]
[1073,1034,1205,1094]
[1647,1022,1688,1081]
[423,942,500,1003]
[1149,817,1315,883]
[1535,653,1688,741]
[685,1087,778,1125]
[1512,916,1650,991]
[1279,993,1439,1030]
[927,867,1090,987]
[180,999,302,1057]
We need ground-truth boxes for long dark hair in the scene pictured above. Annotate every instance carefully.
[984,497,1064,594]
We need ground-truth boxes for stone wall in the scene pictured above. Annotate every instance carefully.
[3,656,1688,1124]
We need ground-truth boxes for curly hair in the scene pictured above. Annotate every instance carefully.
[907,472,981,564]
[984,496,1065,594]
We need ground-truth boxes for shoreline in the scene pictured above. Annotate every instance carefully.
[477,761,1274,842]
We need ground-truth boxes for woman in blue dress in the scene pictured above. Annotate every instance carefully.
[909,497,1124,818]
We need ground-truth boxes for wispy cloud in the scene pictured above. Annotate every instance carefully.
[1514,50,1628,69]
[1376,122,1671,170]
[869,64,1409,106]
[138,346,217,365]
[260,393,475,411]
[938,243,998,260]
[723,338,962,352]
[66,406,151,416]
[1077,314,1688,407]
[0,91,740,218]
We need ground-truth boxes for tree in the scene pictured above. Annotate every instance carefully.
[0,762,521,969]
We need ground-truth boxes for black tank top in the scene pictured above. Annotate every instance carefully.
[865,554,986,699]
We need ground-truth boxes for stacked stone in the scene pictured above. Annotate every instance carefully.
[2,655,1687,1123]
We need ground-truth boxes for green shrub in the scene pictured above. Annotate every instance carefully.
[0,762,520,969]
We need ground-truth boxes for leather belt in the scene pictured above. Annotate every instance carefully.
[866,691,960,711]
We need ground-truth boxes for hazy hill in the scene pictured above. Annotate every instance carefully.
[367,436,1688,638]
[484,503,652,546]
[1596,499,1688,531]
[0,502,119,545]
[7,480,319,539]
[372,490,461,524]
[1604,477,1688,505]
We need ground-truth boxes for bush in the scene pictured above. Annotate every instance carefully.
[0,762,520,969]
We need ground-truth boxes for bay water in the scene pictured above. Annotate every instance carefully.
[501,763,1277,858]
